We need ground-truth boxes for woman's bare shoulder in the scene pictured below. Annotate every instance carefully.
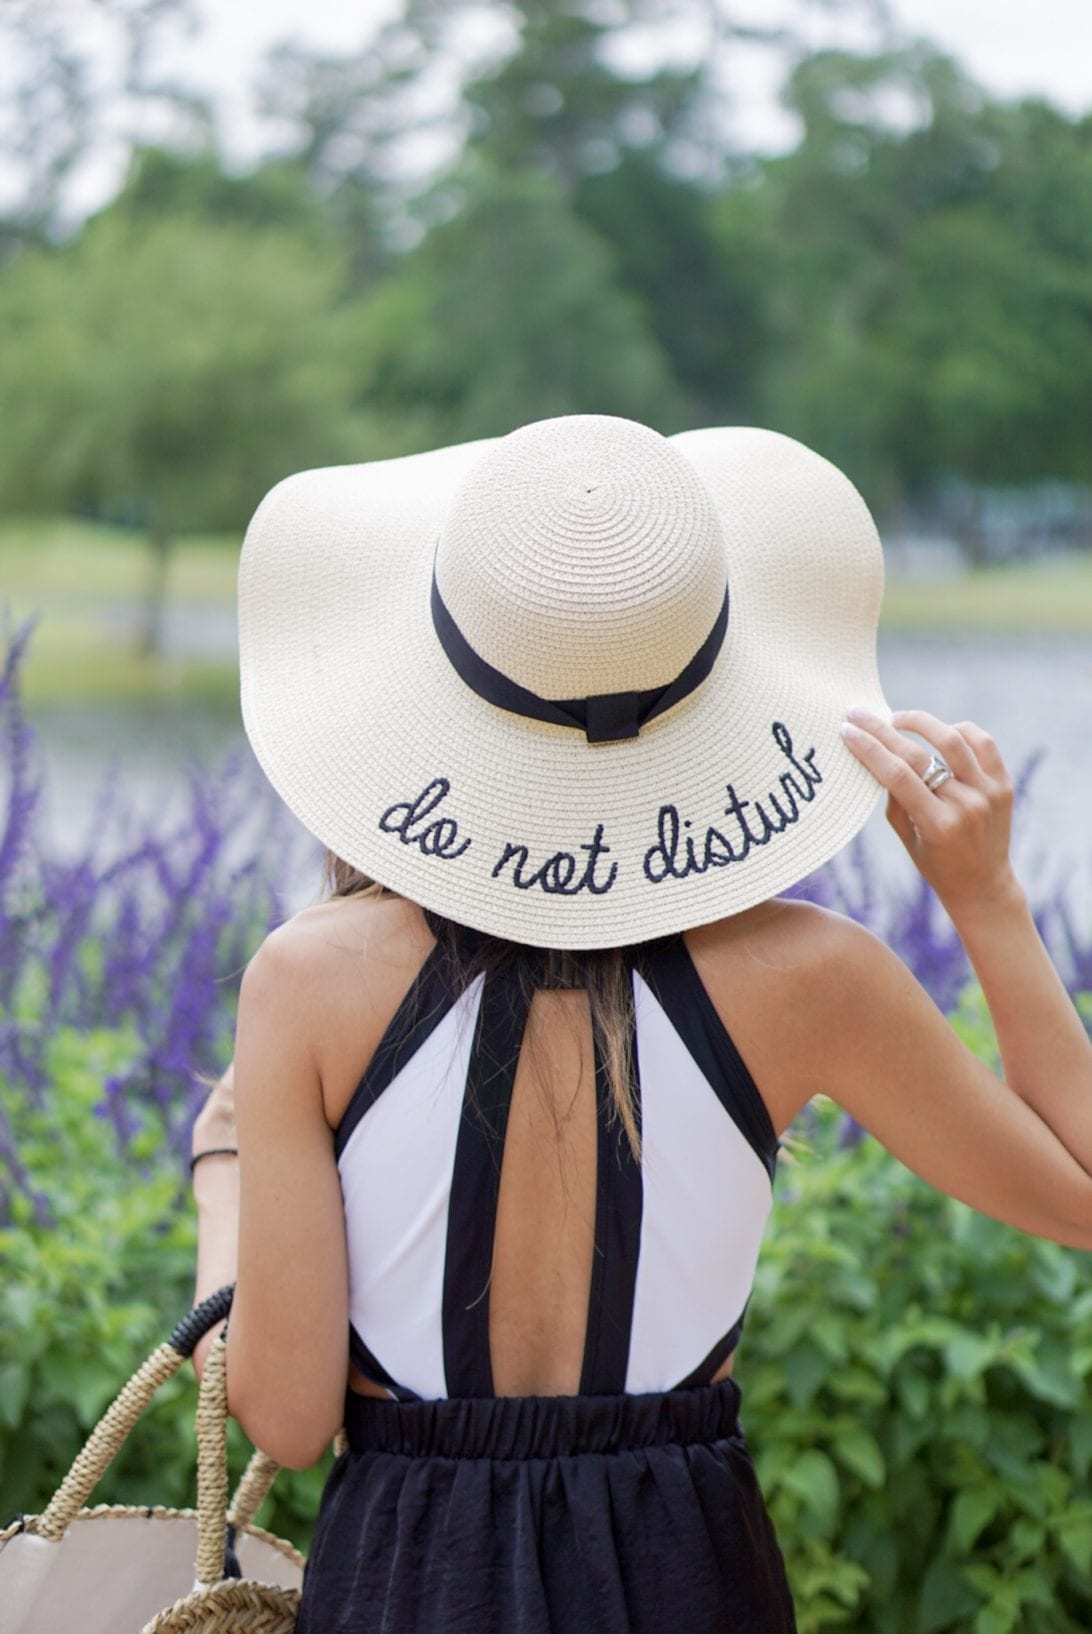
[246,894,434,1040]
[252,895,437,1119]
[268,892,433,969]
[683,899,900,1136]
[687,896,886,980]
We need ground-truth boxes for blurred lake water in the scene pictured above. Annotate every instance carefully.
[19,628,1092,921]
[866,630,1092,916]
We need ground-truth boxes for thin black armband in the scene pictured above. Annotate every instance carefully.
[189,1146,239,1173]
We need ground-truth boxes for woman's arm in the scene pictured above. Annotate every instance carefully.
[801,907,1092,1248]
[936,876,1092,1171]
[190,1063,239,1382]
[221,923,351,1470]
[822,707,1092,1243]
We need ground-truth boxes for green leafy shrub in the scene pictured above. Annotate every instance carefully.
[744,1087,1092,1634]
[0,1023,332,1552]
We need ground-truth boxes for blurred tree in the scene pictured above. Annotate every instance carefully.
[253,0,893,260]
[0,214,365,654]
[713,47,1092,526]
[574,152,770,423]
[0,0,210,257]
[397,0,892,190]
[348,163,687,448]
[309,0,887,425]
[988,98,1092,268]
[450,1,703,191]
[2,2,1088,574]
[107,146,333,245]
[862,209,1092,496]
[343,0,832,430]
[255,31,429,283]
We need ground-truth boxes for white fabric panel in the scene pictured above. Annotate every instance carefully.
[626,973,773,1394]
[338,975,484,1399]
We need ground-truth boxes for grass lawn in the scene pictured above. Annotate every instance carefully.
[2,516,1091,707]
[3,617,241,708]
[881,552,1092,633]
[1,518,239,707]
[0,516,239,602]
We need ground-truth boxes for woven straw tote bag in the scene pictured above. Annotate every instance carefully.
[0,1283,345,1632]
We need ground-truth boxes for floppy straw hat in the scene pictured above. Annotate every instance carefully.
[237,414,891,949]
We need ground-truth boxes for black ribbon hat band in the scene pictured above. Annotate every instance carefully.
[431,573,730,745]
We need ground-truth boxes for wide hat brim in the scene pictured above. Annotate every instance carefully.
[238,424,890,949]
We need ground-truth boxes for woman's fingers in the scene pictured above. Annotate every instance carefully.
[841,706,1017,910]
[840,710,947,837]
[953,719,1010,784]
[888,709,990,787]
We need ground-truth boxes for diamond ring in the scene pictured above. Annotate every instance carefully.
[922,753,954,793]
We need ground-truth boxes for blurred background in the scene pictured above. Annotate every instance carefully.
[0,0,1090,912]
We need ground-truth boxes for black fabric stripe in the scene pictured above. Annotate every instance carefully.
[432,574,729,744]
[334,940,456,1159]
[579,1020,643,1395]
[641,937,780,1179]
[672,1309,746,1392]
[348,1322,421,1403]
[442,970,528,1398]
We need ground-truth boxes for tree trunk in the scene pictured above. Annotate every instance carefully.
[138,521,172,658]
[956,490,987,570]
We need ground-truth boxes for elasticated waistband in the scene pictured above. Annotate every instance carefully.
[343,1375,744,1461]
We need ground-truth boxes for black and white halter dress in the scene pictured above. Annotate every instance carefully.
[295,925,798,1634]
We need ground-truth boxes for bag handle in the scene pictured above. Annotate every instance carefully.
[34,1285,236,1539]
[226,1446,281,1532]
[194,1329,233,1585]
[195,1308,353,1582]
[193,1327,301,1584]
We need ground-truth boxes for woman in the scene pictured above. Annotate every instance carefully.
[190,416,1092,1633]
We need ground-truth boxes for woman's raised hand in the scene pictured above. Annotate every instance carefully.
[840,707,1019,915]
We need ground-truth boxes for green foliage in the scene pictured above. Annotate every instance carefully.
[716,47,1092,509]
[743,1094,1092,1633]
[3,27,1092,534]
[110,147,334,246]
[575,153,770,422]
[0,1,198,255]
[0,212,364,536]
[448,0,702,188]
[0,1025,330,1552]
[349,162,687,449]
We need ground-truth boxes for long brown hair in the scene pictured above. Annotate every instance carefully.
[320,851,641,1158]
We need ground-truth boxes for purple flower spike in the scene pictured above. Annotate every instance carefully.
[0,616,316,1178]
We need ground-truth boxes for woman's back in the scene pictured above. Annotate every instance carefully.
[248,875,1092,1435]
[291,891,818,1404]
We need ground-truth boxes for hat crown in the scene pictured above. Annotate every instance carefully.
[434,415,728,699]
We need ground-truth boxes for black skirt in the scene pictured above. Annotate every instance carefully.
[294,1375,798,1634]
